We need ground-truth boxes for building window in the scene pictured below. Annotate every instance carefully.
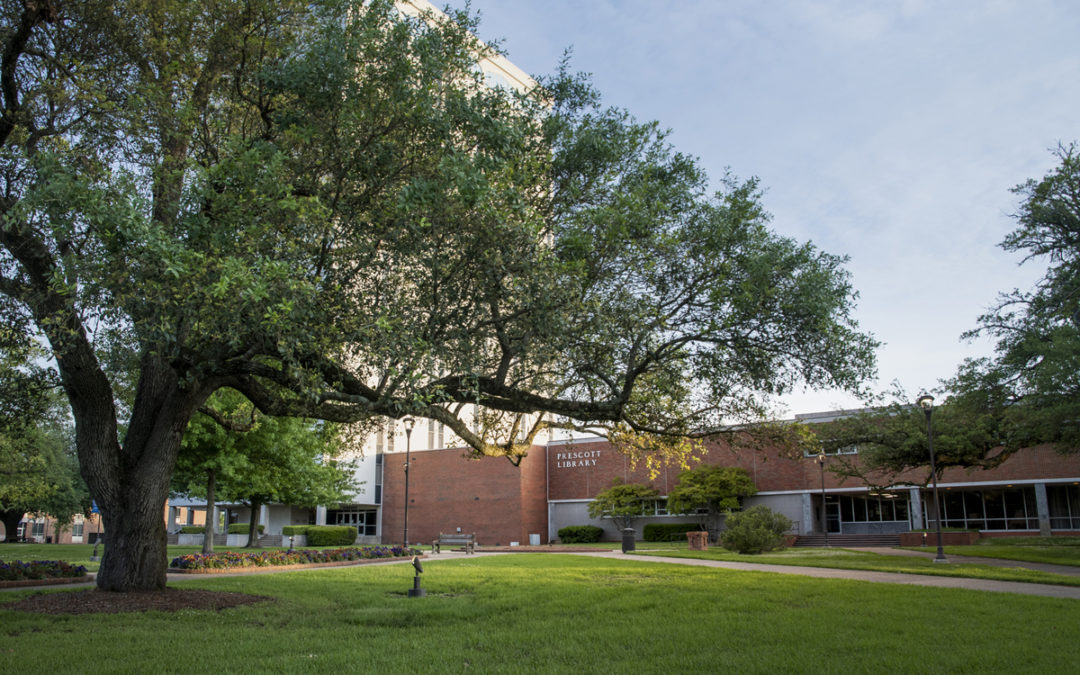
[1048,484,1080,530]
[924,487,1038,531]
[330,509,377,536]
[803,445,858,457]
[428,419,436,449]
[72,517,84,538]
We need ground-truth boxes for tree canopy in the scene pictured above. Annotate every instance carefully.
[956,143,1080,453]
[815,145,1080,485]
[666,464,756,536]
[175,390,354,548]
[586,479,660,531]
[0,0,875,590]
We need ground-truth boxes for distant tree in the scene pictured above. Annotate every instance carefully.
[953,143,1080,454]
[666,465,756,537]
[817,145,1080,485]
[587,479,660,531]
[174,390,355,549]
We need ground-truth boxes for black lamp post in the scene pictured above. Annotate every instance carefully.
[402,417,415,548]
[916,395,948,563]
[817,452,830,548]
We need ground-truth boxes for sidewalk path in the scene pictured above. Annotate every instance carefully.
[567,549,1080,600]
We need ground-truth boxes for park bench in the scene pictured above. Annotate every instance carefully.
[432,532,476,554]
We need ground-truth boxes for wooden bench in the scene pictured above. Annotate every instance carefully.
[432,532,476,554]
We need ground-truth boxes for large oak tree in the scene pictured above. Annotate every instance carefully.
[0,0,876,591]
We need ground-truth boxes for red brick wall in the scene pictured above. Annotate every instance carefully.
[383,438,1080,546]
[381,445,548,547]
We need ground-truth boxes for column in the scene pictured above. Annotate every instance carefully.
[1034,483,1052,536]
[908,488,923,530]
[801,493,815,535]
[315,505,327,526]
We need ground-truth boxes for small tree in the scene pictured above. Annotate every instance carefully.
[721,505,792,554]
[588,479,660,531]
[666,465,756,537]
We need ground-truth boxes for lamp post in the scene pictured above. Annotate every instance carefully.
[817,453,830,548]
[916,395,947,563]
[401,417,415,548]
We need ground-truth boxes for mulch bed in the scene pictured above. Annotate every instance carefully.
[5,588,272,615]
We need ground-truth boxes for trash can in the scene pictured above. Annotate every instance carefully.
[622,527,636,553]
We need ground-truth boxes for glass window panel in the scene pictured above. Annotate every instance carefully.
[963,491,984,520]
[854,497,867,522]
[943,491,965,522]
[894,499,909,522]
[866,498,881,522]
[983,490,1005,519]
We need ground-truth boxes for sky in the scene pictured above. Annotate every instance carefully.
[449,0,1080,418]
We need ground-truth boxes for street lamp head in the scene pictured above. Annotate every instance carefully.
[916,394,934,411]
[817,452,826,464]
[403,416,415,431]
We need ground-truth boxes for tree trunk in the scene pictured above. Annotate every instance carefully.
[94,487,171,591]
[202,468,216,555]
[0,510,23,542]
[245,499,262,548]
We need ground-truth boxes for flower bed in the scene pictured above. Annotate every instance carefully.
[169,546,420,571]
[0,560,89,582]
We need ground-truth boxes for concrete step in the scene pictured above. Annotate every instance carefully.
[794,533,901,547]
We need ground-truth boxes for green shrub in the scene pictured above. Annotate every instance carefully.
[643,523,705,542]
[227,523,264,535]
[179,526,204,534]
[557,525,604,543]
[282,525,311,536]
[304,525,357,546]
[720,506,792,554]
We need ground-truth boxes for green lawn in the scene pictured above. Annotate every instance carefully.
[907,536,1080,567]
[1,554,1078,673]
[632,546,1080,586]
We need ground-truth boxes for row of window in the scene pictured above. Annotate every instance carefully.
[330,509,378,536]
[374,419,447,452]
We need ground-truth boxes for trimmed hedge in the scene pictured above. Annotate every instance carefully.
[228,523,264,535]
[643,523,705,542]
[179,524,264,535]
[281,525,310,536]
[304,525,357,546]
[557,525,604,543]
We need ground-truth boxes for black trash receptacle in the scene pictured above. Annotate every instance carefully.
[621,527,635,553]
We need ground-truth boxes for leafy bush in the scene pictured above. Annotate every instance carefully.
[305,525,357,546]
[282,525,311,536]
[643,523,705,542]
[720,506,792,554]
[228,523,264,535]
[179,526,204,534]
[557,525,604,543]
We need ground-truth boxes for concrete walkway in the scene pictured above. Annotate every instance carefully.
[566,549,1080,600]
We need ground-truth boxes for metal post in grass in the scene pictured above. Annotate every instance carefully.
[408,555,426,598]
[817,453,830,548]
[402,417,415,548]
[917,394,948,563]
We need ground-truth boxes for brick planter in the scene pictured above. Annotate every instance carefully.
[898,531,980,546]
[686,531,709,551]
